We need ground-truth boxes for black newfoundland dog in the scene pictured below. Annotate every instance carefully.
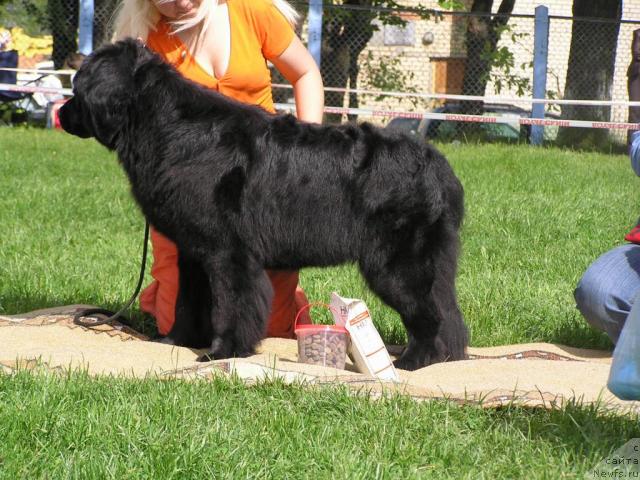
[59,39,467,370]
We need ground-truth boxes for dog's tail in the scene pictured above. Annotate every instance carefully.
[416,144,449,226]
[360,141,461,229]
[354,125,463,230]
[401,142,464,230]
[426,144,464,230]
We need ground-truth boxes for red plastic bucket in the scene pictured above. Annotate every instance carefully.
[294,303,349,369]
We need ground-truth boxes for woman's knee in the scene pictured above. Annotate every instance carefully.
[574,244,640,342]
[574,270,612,330]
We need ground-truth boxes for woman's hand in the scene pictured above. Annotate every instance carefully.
[271,36,324,124]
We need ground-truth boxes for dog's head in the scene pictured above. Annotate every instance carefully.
[59,39,156,149]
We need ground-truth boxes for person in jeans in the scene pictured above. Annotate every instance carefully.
[574,29,640,344]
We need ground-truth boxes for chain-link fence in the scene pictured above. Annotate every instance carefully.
[286,2,640,145]
[1,0,639,145]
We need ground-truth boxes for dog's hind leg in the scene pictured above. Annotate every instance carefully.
[197,250,273,361]
[421,232,468,365]
[359,223,467,371]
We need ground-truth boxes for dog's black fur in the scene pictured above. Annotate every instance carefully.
[59,39,468,370]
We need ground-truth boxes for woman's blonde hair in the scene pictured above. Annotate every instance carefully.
[112,0,298,42]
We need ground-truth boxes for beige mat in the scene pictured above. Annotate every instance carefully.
[1,305,638,413]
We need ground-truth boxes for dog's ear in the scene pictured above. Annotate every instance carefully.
[67,39,161,149]
[115,37,153,70]
[131,39,162,81]
[70,39,143,148]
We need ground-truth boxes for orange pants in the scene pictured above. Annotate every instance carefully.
[140,228,310,338]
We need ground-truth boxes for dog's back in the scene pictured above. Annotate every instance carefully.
[233,117,463,271]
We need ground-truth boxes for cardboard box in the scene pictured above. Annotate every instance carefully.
[330,292,399,382]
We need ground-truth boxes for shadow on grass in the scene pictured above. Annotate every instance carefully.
[547,314,615,352]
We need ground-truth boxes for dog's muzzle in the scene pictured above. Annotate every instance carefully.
[59,97,92,138]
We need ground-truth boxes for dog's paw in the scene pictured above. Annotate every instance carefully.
[195,349,254,362]
[393,355,427,371]
[196,351,217,362]
[393,344,444,371]
[195,337,255,362]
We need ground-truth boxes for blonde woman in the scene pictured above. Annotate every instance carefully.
[113,0,323,339]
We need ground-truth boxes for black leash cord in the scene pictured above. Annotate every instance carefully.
[73,222,150,328]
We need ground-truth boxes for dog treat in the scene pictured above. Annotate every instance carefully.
[297,328,349,369]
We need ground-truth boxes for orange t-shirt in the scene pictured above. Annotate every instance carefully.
[147,0,294,111]
[139,0,308,339]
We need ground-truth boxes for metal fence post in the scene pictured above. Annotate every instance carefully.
[78,0,94,55]
[530,5,549,145]
[308,0,323,66]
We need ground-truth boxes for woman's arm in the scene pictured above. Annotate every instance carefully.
[270,36,324,124]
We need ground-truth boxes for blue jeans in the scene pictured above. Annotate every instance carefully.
[630,130,640,175]
[574,243,640,344]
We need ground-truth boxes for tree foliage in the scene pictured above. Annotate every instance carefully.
[0,0,48,35]
[459,0,515,117]
[318,0,461,122]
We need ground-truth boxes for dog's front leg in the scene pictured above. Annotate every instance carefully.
[167,253,214,348]
[196,250,273,362]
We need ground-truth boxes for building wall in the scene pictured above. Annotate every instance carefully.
[347,0,640,132]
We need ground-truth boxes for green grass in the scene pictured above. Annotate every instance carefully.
[0,128,638,478]
[0,370,638,479]
[1,128,633,348]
